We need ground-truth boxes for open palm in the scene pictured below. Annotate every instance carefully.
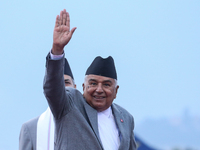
[52,9,76,54]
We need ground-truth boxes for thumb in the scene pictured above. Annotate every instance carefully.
[69,27,77,37]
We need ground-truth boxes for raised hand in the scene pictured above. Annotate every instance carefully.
[52,9,77,55]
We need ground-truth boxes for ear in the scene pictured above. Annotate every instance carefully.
[74,84,77,89]
[82,83,85,91]
[114,85,119,99]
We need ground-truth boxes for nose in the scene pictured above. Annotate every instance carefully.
[96,84,103,93]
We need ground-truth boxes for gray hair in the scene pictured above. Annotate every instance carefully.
[84,75,118,88]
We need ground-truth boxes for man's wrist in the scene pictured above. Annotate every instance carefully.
[50,50,64,60]
[52,44,64,55]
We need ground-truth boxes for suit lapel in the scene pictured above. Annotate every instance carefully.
[84,102,128,150]
[84,102,104,149]
[112,104,127,150]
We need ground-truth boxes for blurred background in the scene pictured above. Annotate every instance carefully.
[0,1,199,150]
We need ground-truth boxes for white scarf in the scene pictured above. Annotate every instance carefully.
[37,107,55,150]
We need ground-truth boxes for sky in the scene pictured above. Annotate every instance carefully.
[0,0,200,149]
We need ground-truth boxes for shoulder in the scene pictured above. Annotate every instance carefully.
[112,103,134,124]
[112,103,133,117]
[19,116,39,149]
[22,116,39,129]
[65,87,84,104]
[112,103,135,130]
[64,87,86,111]
[65,87,83,96]
[20,116,39,137]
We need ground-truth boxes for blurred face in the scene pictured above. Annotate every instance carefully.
[64,75,76,88]
[82,75,119,112]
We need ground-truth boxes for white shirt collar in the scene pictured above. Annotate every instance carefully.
[98,106,112,118]
[97,106,120,150]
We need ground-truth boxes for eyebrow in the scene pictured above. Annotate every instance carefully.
[88,79,97,82]
[103,80,112,84]
[88,79,112,83]
[64,79,71,82]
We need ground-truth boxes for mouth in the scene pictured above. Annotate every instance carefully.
[93,96,106,100]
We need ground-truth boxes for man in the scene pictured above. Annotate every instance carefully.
[43,9,137,150]
[19,58,76,150]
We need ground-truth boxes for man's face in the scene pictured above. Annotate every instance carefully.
[82,74,119,111]
[64,75,76,88]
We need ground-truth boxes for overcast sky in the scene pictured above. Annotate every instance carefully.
[0,1,199,149]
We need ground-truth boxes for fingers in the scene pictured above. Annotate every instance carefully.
[55,9,76,34]
[66,12,70,29]
[62,9,67,25]
[59,9,68,25]
[55,15,60,28]
[54,9,67,28]
[59,10,63,25]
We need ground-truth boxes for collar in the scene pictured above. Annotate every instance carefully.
[98,106,112,118]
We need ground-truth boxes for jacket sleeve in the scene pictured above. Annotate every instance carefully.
[19,123,33,150]
[43,53,74,120]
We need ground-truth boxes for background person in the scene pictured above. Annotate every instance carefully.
[19,58,76,150]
